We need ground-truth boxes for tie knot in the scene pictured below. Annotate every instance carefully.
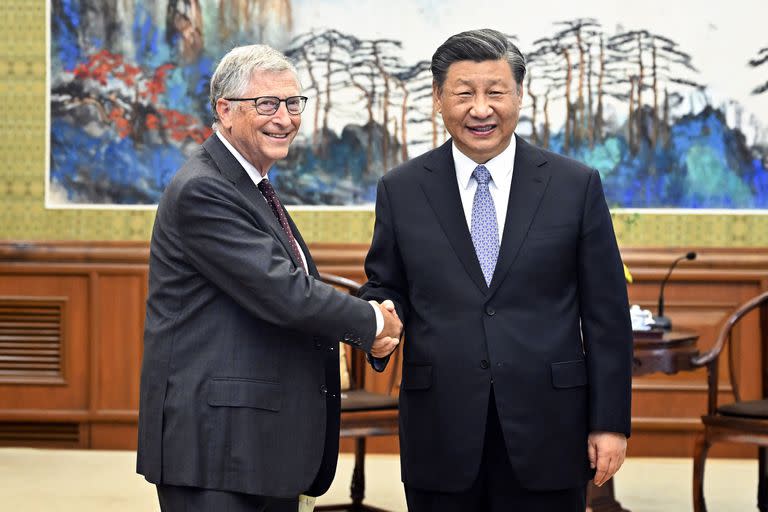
[473,165,491,186]
[258,178,275,197]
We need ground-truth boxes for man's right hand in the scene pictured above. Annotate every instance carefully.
[371,300,401,358]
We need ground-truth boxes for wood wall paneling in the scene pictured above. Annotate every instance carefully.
[94,273,146,413]
[0,275,90,417]
[0,242,766,457]
[90,423,139,450]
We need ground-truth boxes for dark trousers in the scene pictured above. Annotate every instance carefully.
[156,484,298,512]
[405,391,586,512]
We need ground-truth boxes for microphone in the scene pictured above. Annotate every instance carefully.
[653,251,696,330]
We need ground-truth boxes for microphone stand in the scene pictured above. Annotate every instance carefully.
[653,252,696,330]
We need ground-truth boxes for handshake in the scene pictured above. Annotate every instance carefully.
[369,300,402,358]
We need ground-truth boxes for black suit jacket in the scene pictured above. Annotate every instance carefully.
[137,135,376,498]
[361,136,633,492]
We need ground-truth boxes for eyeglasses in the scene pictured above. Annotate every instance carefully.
[224,95,308,115]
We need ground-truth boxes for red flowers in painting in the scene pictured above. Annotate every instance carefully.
[143,63,175,103]
[108,106,132,138]
[70,50,211,144]
[156,108,211,144]
[73,50,143,88]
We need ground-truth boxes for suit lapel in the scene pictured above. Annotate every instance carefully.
[201,136,303,271]
[419,140,489,295]
[488,135,550,296]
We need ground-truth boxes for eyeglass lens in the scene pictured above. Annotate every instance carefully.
[256,97,305,114]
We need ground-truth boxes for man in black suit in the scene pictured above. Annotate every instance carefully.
[136,44,401,512]
[360,29,633,512]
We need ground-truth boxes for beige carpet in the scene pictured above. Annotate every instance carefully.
[0,448,757,511]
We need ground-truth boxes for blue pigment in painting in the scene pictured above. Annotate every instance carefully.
[49,4,768,208]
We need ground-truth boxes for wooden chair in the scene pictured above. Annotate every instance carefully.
[317,273,400,512]
[692,290,768,512]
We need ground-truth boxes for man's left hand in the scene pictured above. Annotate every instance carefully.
[588,431,627,487]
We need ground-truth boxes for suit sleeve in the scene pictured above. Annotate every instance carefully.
[359,178,410,371]
[176,175,377,351]
[578,169,634,437]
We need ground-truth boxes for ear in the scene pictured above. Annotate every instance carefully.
[432,83,442,114]
[216,98,235,129]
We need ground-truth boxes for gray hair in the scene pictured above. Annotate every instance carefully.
[209,44,300,128]
[431,29,526,92]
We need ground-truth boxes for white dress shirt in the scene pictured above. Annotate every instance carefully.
[452,136,517,243]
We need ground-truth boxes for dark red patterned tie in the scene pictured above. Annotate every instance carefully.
[258,179,306,273]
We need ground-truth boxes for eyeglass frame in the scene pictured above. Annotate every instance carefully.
[224,95,309,115]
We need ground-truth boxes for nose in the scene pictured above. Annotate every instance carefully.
[470,95,493,118]
[271,102,292,124]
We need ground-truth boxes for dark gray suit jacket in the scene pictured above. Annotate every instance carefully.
[361,136,633,492]
[137,135,376,498]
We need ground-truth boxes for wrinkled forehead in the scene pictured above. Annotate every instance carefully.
[245,69,301,94]
[441,59,518,88]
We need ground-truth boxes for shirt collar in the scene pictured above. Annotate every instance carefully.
[216,130,267,185]
[452,136,516,190]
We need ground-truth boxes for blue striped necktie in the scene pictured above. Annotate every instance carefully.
[470,165,499,286]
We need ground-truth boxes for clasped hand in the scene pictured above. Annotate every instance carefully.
[370,300,402,358]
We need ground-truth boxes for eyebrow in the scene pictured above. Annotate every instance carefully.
[454,78,505,86]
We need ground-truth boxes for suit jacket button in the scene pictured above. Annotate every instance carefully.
[480,360,490,369]
[328,345,335,352]
[485,307,495,316]
[320,384,328,395]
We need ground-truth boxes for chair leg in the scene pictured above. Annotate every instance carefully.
[759,446,768,512]
[350,437,366,509]
[693,433,710,512]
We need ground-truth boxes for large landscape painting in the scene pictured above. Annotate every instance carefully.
[48,0,768,209]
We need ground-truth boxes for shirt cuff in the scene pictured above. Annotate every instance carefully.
[369,301,384,336]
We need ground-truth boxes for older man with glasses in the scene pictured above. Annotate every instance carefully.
[136,44,402,512]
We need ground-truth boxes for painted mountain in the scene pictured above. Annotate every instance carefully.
[49,4,767,208]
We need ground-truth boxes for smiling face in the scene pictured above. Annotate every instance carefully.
[216,70,301,174]
[434,59,522,164]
